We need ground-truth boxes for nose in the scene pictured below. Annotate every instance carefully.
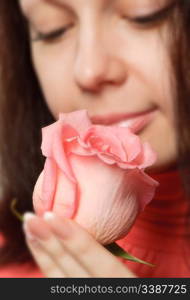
[74,32,127,92]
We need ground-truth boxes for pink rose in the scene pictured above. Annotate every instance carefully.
[33,110,158,244]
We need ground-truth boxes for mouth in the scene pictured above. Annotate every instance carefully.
[90,108,157,134]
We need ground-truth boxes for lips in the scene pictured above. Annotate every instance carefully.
[90,108,157,134]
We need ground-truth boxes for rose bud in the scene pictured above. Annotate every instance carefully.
[33,110,158,245]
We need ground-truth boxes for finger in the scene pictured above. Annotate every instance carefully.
[23,213,91,278]
[24,230,65,278]
[43,212,137,278]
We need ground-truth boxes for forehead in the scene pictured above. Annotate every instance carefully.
[19,0,112,16]
[20,0,116,7]
[19,0,166,9]
[19,0,169,18]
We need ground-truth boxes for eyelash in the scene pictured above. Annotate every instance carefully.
[32,26,70,42]
[32,2,176,42]
[129,1,176,26]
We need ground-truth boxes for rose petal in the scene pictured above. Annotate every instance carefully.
[110,127,142,162]
[41,121,60,157]
[124,168,159,211]
[130,142,157,169]
[59,109,92,133]
[52,167,78,219]
[33,170,47,216]
[139,142,157,168]
[42,157,57,211]
[83,125,128,161]
[52,125,76,183]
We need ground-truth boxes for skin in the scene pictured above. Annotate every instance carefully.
[19,0,178,277]
[23,212,137,277]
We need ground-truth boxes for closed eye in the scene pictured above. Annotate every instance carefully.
[129,1,176,26]
[31,1,176,42]
[32,26,70,42]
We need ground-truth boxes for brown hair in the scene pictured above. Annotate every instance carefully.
[0,1,54,266]
[0,0,190,268]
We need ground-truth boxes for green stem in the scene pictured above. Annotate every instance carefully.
[10,198,24,222]
[11,199,156,267]
[105,242,156,267]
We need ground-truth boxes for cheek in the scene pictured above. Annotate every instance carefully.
[31,45,76,118]
[140,111,177,172]
[123,26,174,114]
[135,35,176,166]
[138,38,177,170]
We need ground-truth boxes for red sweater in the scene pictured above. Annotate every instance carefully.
[0,169,190,277]
[117,169,190,277]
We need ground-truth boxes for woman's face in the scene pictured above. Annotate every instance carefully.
[19,0,177,173]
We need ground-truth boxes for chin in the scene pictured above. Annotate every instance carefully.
[138,121,177,174]
[146,156,177,174]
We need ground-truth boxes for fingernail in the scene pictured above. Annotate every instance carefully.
[43,211,55,220]
[23,212,36,222]
[23,212,51,241]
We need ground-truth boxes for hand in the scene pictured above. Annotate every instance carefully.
[23,212,137,278]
